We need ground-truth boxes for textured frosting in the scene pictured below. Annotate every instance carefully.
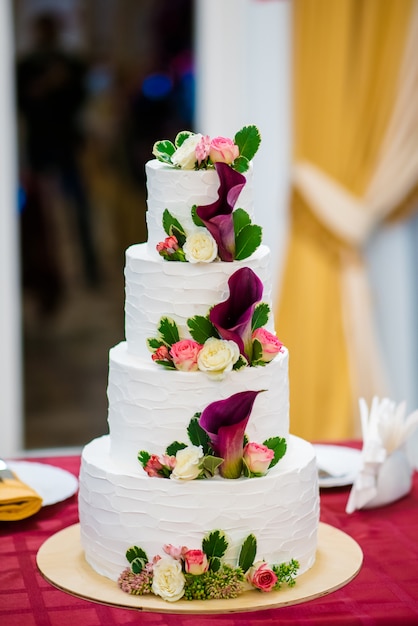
[107,341,289,472]
[145,159,254,250]
[79,434,319,583]
[125,244,275,359]
[78,156,320,590]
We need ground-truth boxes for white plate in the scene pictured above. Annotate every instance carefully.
[8,461,78,506]
[313,445,362,488]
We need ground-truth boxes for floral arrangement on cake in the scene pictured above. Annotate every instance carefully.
[118,529,299,602]
[152,125,261,174]
[138,390,286,480]
[147,267,283,378]
[156,161,262,263]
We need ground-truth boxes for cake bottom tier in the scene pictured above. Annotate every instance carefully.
[79,435,319,582]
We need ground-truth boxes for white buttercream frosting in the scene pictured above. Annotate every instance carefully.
[78,157,320,591]
[145,159,254,250]
[107,342,289,472]
[79,435,319,582]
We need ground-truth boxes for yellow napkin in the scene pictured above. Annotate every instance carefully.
[0,471,43,521]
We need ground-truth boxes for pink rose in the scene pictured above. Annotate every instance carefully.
[160,454,177,470]
[247,561,278,592]
[144,454,164,477]
[209,137,239,165]
[252,328,283,363]
[163,544,188,560]
[152,345,171,362]
[184,549,209,576]
[243,442,274,476]
[195,135,211,165]
[170,339,203,372]
[156,236,179,255]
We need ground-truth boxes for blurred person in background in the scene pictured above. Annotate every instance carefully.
[17,10,100,315]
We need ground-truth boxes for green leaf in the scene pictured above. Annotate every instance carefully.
[126,546,148,574]
[232,355,247,371]
[191,204,205,227]
[170,226,186,248]
[251,303,270,331]
[166,441,187,456]
[158,317,180,346]
[187,417,212,452]
[233,155,249,173]
[154,359,176,369]
[202,455,223,477]
[238,534,257,572]
[146,337,164,351]
[187,315,218,344]
[137,450,150,468]
[162,209,185,240]
[202,530,228,559]
[233,208,251,235]
[263,436,287,468]
[175,130,193,148]
[153,140,175,164]
[251,360,267,368]
[251,339,263,363]
[235,224,262,260]
[209,556,221,572]
[234,125,261,162]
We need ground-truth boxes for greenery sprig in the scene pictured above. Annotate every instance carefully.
[119,529,300,601]
[159,206,262,263]
[153,125,261,173]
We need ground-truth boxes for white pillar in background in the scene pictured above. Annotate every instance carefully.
[0,2,23,457]
[195,0,292,301]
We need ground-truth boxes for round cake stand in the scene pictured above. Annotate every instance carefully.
[36,522,362,614]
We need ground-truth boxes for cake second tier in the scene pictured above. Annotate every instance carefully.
[125,243,275,360]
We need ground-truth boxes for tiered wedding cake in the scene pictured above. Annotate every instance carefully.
[78,127,319,602]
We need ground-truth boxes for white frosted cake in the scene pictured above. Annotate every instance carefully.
[78,127,319,602]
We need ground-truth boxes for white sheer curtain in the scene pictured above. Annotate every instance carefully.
[195,0,292,300]
[0,0,22,457]
[367,215,418,467]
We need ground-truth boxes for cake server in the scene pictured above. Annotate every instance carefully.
[0,458,15,481]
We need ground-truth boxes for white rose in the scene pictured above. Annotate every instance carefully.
[152,556,185,602]
[197,338,240,380]
[172,133,203,169]
[183,229,218,263]
[171,445,203,480]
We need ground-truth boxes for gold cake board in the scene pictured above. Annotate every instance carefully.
[36,522,362,614]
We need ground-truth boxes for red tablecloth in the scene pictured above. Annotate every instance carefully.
[1,448,418,626]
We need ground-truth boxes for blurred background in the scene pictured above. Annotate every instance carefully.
[1,0,418,459]
[11,0,195,451]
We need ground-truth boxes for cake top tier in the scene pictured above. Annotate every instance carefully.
[152,125,261,173]
[146,125,263,261]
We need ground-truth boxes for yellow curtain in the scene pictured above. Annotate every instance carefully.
[276,0,418,442]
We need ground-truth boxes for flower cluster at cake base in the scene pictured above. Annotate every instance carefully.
[147,267,284,378]
[138,391,286,480]
[118,530,299,602]
[152,125,261,173]
[156,161,262,263]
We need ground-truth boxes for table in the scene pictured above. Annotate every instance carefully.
[1,447,418,626]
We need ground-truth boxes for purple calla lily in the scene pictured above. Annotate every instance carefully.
[209,267,263,361]
[199,390,262,478]
[196,162,246,261]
